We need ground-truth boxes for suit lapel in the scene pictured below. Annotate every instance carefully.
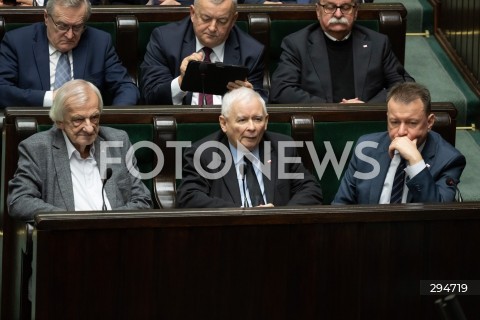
[94,132,118,208]
[261,139,276,204]
[183,23,198,104]
[218,135,242,206]
[309,29,333,101]
[406,133,435,202]
[352,30,371,99]
[223,28,241,65]
[34,25,51,90]
[72,29,89,79]
[52,129,76,211]
[368,136,391,204]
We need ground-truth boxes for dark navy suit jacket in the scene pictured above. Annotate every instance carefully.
[333,131,466,204]
[0,23,139,107]
[140,17,266,105]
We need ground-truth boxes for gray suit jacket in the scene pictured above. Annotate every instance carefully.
[332,131,466,204]
[8,126,152,221]
[270,23,414,103]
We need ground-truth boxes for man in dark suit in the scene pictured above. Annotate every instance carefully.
[140,0,266,105]
[333,82,466,204]
[176,87,322,208]
[0,0,139,108]
[270,0,412,104]
[8,80,152,221]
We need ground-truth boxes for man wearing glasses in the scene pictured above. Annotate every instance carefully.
[0,0,139,108]
[270,0,412,104]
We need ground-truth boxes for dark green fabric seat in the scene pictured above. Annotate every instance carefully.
[314,121,386,204]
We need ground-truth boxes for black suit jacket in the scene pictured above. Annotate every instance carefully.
[270,23,413,104]
[140,17,266,105]
[176,130,323,208]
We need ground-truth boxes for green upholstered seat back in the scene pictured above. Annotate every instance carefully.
[269,20,379,75]
[313,120,386,204]
[177,122,291,143]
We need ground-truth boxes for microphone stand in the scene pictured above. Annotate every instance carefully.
[241,163,248,208]
[199,62,208,107]
[102,168,113,211]
[446,177,463,202]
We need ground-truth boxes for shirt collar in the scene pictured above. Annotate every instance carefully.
[323,31,352,42]
[228,142,260,165]
[195,38,225,62]
[61,130,95,159]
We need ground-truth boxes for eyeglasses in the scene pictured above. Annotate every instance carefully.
[48,15,85,33]
[318,3,356,14]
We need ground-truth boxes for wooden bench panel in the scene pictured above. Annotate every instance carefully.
[19,204,480,319]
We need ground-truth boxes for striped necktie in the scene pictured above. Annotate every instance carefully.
[390,158,406,203]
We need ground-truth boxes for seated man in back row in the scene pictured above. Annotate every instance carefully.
[333,82,466,204]
[176,87,323,208]
[0,0,139,108]
[140,0,267,106]
[270,0,412,104]
[8,80,152,221]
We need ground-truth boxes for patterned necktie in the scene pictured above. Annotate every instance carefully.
[198,47,213,106]
[244,157,265,207]
[54,53,71,89]
[390,158,406,203]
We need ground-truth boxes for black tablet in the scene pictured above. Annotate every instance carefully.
[180,61,249,95]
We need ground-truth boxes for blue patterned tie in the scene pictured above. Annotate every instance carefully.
[54,53,71,89]
[390,158,406,203]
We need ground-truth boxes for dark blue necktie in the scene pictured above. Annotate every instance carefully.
[390,158,406,204]
[244,157,264,207]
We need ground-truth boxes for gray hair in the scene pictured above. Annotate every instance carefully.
[221,87,266,118]
[46,0,91,22]
[49,79,103,122]
[387,82,432,115]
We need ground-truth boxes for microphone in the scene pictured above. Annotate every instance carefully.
[397,66,406,82]
[241,163,248,208]
[446,177,463,202]
[102,168,113,211]
[199,62,208,107]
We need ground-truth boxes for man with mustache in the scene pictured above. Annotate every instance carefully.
[270,0,412,104]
